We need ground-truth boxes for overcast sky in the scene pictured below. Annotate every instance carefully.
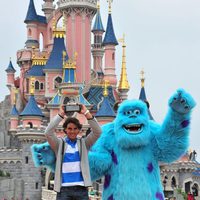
[0,0,200,159]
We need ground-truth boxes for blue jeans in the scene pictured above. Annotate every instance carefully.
[56,186,89,200]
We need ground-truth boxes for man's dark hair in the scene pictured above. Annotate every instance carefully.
[63,117,82,130]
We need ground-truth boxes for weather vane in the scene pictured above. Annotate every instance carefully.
[107,0,113,13]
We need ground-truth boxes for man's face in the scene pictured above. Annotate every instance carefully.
[65,122,80,141]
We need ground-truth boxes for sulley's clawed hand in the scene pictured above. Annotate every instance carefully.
[169,88,196,114]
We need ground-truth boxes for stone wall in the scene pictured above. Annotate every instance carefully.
[0,178,24,199]
[0,95,11,148]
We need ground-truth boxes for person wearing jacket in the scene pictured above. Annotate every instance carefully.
[45,104,102,200]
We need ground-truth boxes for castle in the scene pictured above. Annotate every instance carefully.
[0,0,200,199]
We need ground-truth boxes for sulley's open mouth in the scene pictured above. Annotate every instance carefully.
[123,123,144,134]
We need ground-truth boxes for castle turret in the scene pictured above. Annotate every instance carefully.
[44,18,69,99]
[10,88,19,132]
[95,80,116,124]
[20,77,44,128]
[5,59,16,89]
[57,0,97,84]
[102,0,118,88]
[16,77,45,199]
[118,34,130,101]
[42,0,55,19]
[138,70,154,120]
[91,1,105,80]
[24,0,47,48]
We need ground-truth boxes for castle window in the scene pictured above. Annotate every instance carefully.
[49,28,53,40]
[171,176,176,188]
[39,33,44,51]
[112,52,115,60]
[35,81,40,90]
[54,76,62,89]
[25,156,28,164]
[28,28,32,37]
[40,82,44,90]
[35,182,39,189]
[27,122,33,128]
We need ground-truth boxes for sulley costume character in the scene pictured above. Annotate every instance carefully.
[89,88,196,200]
[31,89,196,200]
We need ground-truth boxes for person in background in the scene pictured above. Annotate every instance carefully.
[45,104,102,200]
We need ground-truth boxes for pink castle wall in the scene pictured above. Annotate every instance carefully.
[7,73,15,85]
[66,13,91,84]
[10,118,18,130]
[22,118,42,128]
[104,45,117,87]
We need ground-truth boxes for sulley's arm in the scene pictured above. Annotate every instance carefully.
[89,122,114,181]
[31,142,56,172]
[152,89,196,163]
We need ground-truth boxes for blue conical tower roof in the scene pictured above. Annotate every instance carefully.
[103,14,118,46]
[48,93,62,105]
[10,105,19,116]
[95,97,116,117]
[139,87,147,101]
[92,8,104,32]
[139,84,154,120]
[20,95,44,117]
[44,37,69,70]
[5,60,16,73]
[24,0,46,24]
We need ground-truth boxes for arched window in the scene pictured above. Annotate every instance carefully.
[40,82,44,90]
[171,176,176,188]
[192,183,199,196]
[112,52,115,60]
[49,28,53,40]
[27,122,33,128]
[54,76,62,89]
[28,28,32,37]
[39,33,44,51]
[35,81,40,90]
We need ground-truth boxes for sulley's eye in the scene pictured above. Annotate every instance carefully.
[134,109,141,115]
[124,110,133,115]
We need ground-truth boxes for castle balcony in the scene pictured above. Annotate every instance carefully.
[57,0,97,10]
[16,126,46,143]
[0,148,22,164]
[17,49,49,65]
[17,49,32,64]
[91,43,103,49]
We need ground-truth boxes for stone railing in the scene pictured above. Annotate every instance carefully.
[0,148,22,164]
[42,187,56,200]
[57,0,97,9]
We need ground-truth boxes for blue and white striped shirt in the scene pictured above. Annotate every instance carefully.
[62,138,84,187]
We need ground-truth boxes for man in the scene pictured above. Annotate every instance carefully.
[45,104,102,200]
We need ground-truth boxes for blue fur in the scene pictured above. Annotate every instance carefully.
[31,142,56,172]
[89,89,196,200]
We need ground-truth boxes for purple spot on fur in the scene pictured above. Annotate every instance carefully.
[108,194,114,200]
[156,192,164,200]
[104,174,111,189]
[181,120,190,128]
[111,150,118,165]
[147,162,153,173]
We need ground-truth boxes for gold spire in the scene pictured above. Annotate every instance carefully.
[97,0,100,10]
[11,87,18,105]
[140,69,145,88]
[107,0,113,14]
[103,80,109,97]
[30,77,35,95]
[13,88,18,105]
[118,34,130,90]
